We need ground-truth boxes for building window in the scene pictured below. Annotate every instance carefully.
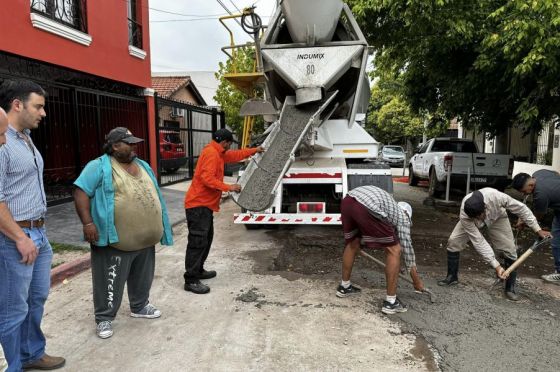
[30,0,87,33]
[127,0,143,49]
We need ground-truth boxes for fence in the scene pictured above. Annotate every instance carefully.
[155,94,225,186]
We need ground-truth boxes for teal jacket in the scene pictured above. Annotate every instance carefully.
[74,154,173,247]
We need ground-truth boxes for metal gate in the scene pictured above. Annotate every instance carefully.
[155,94,225,186]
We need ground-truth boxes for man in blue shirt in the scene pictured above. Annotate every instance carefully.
[74,127,173,339]
[0,80,65,371]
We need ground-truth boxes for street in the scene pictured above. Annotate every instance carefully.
[40,182,560,371]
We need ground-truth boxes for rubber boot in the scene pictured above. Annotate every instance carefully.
[503,257,520,301]
[438,251,460,286]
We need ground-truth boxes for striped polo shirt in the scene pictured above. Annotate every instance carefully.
[0,125,47,221]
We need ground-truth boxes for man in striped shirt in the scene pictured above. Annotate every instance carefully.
[0,80,65,371]
[337,185,424,314]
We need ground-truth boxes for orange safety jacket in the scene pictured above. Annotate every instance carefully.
[184,140,257,212]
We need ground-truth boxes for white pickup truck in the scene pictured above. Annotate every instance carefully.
[408,137,513,198]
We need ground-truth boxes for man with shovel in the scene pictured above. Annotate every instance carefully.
[336,185,424,314]
[438,188,551,301]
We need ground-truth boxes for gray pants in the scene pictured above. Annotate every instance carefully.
[91,245,155,323]
[447,217,517,260]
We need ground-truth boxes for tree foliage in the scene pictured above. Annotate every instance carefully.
[213,46,264,139]
[349,0,560,136]
[368,75,447,144]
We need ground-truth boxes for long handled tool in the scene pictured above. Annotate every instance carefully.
[489,236,552,290]
[359,250,436,303]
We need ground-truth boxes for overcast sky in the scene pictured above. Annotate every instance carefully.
[149,0,277,73]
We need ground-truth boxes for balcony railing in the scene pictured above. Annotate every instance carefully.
[31,0,88,33]
[128,18,143,49]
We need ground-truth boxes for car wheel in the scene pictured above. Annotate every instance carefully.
[428,169,443,198]
[408,166,419,186]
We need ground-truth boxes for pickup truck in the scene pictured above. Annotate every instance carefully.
[408,137,513,198]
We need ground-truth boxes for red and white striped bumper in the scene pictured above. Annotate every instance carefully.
[233,213,342,225]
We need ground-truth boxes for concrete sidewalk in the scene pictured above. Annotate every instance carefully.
[46,181,191,247]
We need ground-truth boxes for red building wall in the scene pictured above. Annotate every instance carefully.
[0,0,151,89]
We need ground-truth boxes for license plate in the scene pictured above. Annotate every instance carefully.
[472,177,487,183]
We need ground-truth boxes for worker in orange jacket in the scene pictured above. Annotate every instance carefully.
[184,128,264,294]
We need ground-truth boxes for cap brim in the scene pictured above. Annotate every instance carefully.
[121,136,144,144]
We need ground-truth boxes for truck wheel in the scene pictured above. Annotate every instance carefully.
[428,169,443,198]
[408,166,419,186]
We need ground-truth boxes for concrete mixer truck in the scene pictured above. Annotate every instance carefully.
[228,0,392,227]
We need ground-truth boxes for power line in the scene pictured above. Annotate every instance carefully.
[150,17,222,23]
[228,0,242,13]
[216,0,242,27]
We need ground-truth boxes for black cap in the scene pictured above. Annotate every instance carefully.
[512,173,531,191]
[213,128,233,143]
[464,190,485,218]
[105,127,143,145]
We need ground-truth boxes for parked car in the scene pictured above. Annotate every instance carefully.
[408,137,513,197]
[379,145,406,167]
[159,130,187,173]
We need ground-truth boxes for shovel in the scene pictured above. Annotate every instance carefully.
[359,250,436,303]
[489,236,552,291]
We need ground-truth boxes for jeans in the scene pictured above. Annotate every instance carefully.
[552,212,560,273]
[184,207,214,283]
[0,227,52,372]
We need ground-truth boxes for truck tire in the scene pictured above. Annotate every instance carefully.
[408,165,419,186]
[428,168,444,198]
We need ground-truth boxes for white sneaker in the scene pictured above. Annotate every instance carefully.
[96,321,113,339]
[130,303,161,319]
[541,272,560,283]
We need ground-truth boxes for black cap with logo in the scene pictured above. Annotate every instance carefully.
[105,127,144,145]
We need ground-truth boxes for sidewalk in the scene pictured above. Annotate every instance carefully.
[46,181,191,247]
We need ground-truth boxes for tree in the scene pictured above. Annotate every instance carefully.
[349,0,560,136]
[213,46,264,140]
[368,75,448,145]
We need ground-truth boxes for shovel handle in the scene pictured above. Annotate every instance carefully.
[503,248,533,276]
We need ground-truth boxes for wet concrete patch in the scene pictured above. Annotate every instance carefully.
[234,287,348,310]
[392,277,560,372]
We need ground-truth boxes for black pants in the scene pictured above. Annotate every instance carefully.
[91,245,155,323]
[184,207,214,283]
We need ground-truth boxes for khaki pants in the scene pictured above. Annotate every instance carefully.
[448,217,517,260]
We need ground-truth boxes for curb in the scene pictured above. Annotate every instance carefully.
[51,255,91,287]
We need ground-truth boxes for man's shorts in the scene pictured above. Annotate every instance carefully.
[341,195,399,249]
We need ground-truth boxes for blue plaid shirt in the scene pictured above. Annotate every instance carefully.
[0,126,47,221]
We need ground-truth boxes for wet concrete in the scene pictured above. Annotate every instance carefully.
[245,183,560,372]
[236,102,322,211]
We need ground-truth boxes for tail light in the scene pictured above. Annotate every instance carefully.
[297,202,325,213]
[508,158,514,176]
[443,154,453,171]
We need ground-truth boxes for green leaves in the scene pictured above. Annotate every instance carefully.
[213,46,264,139]
[349,0,560,136]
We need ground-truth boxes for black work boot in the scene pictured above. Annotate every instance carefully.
[503,257,520,301]
[438,251,460,286]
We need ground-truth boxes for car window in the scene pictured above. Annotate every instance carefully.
[383,147,404,154]
[417,142,429,154]
[431,140,477,153]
